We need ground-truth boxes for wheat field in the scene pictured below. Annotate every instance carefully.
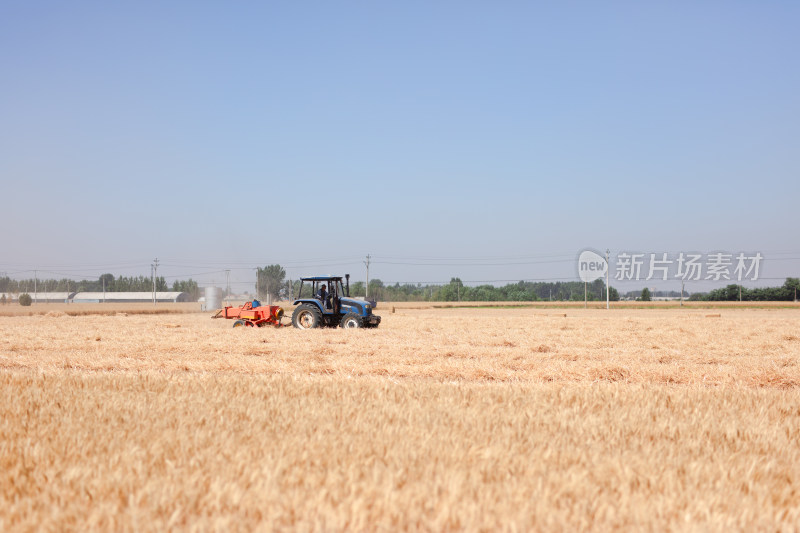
[1,306,799,531]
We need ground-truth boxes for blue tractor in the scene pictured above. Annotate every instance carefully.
[291,275,381,329]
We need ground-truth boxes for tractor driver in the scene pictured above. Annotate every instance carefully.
[316,284,331,309]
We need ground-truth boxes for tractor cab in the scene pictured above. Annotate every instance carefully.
[296,276,346,315]
[292,275,381,329]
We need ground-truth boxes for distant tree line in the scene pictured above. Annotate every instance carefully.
[0,274,201,302]
[623,289,685,299]
[353,278,620,302]
[6,267,796,305]
[277,275,621,303]
[689,278,800,301]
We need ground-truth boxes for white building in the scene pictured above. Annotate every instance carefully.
[71,292,189,303]
[0,292,72,303]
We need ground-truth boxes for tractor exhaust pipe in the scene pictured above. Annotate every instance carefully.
[345,274,350,297]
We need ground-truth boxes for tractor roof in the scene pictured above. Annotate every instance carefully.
[300,276,343,282]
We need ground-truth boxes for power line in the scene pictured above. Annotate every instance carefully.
[373,258,576,266]
[161,270,228,279]
[157,256,364,267]
[3,251,799,273]
[372,252,578,261]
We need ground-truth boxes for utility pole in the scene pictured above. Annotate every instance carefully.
[739,284,742,302]
[34,270,37,304]
[681,279,685,307]
[225,269,231,306]
[255,267,260,300]
[605,249,610,310]
[584,281,587,309]
[364,254,371,299]
[103,277,106,303]
[151,258,159,305]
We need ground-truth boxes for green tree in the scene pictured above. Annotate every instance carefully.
[608,286,620,301]
[368,278,384,300]
[451,278,463,301]
[99,273,114,290]
[350,281,365,297]
[172,279,200,301]
[640,288,651,301]
[433,278,464,302]
[257,264,286,301]
[785,278,800,301]
[19,293,32,306]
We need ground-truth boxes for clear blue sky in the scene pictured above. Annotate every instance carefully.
[2,2,798,291]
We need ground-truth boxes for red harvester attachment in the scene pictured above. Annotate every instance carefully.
[212,301,286,328]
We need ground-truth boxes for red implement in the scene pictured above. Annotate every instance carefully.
[212,301,286,328]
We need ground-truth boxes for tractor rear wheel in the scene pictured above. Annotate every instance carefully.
[292,304,322,329]
[340,313,362,329]
[232,320,246,328]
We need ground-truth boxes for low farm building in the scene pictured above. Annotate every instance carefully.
[30,292,73,303]
[71,292,190,303]
[1,292,72,303]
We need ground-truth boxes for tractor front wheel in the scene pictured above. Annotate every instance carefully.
[292,304,322,329]
[232,320,246,328]
[340,313,362,329]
